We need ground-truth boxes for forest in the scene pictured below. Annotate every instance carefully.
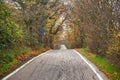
[0,0,120,79]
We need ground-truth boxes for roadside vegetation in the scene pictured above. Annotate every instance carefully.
[0,47,50,79]
[77,48,120,80]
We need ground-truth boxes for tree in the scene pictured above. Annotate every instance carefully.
[5,0,67,48]
[72,0,120,56]
[0,0,23,49]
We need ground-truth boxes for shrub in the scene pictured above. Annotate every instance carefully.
[0,50,15,67]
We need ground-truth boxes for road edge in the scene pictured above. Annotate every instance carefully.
[74,50,108,80]
[2,50,51,80]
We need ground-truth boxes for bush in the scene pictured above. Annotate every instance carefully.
[14,47,32,56]
[4,53,14,63]
[0,50,14,66]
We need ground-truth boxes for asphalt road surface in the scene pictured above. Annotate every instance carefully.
[2,45,108,80]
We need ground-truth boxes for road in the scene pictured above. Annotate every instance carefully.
[2,45,108,80]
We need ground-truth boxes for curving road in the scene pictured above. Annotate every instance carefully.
[2,45,108,80]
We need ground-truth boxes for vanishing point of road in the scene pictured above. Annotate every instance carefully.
[2,45,108,80]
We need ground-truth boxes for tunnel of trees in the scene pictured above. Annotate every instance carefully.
[0,0,120,77]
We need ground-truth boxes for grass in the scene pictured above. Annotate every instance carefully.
[0,59,19,75]
[77,48,120,80]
